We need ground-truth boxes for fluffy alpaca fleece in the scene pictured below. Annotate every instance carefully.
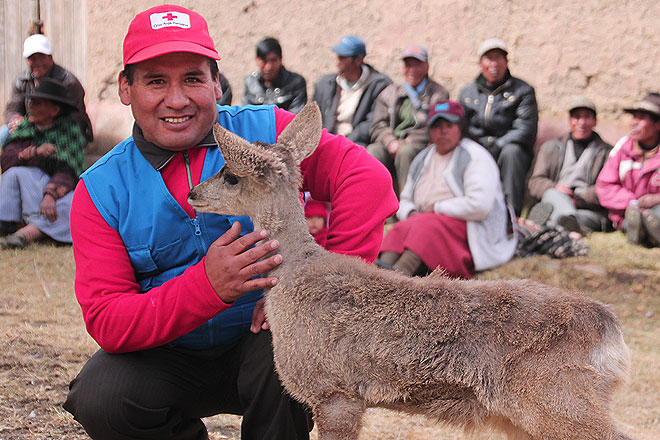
[188,103,633,440]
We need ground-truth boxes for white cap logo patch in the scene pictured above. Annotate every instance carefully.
[150,11,191,30]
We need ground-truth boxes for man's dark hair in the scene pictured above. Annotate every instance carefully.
[256,37,282,59]
[121,58,219,85]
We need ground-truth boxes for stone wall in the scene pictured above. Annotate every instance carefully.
[83,0,660,154]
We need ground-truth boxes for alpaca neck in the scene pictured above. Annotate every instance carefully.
[253,194,324,279]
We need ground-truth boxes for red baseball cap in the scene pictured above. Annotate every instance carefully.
[427,100,465,126]
[123,4,220,66]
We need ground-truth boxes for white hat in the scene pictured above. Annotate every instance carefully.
[477,38,508,60]
[23,34,52,58]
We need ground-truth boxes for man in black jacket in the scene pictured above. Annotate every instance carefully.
[242,37,307,113]
[459,38,538,215]
[313,35,391,146]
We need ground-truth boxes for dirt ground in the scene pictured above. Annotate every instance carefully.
[0,232,658,439]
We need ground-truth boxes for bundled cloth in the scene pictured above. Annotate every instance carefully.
[515,218,589,258]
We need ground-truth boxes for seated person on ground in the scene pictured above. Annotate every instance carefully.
[377,100,517,278]
[304,196,330,247]
[313,35,392,146]
[217,73,233,105]
[596,92,660,247]
[2,33,92,147]
[242,37,307,113]
[458,38,538,216]
[527,96,612,234]
[367,45,449,196]
[0,78,86,249]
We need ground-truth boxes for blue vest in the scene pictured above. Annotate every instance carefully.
[81,105,277,349]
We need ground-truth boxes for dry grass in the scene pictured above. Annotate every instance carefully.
[1,232,658,439]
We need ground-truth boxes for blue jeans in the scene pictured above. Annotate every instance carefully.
[0,125,9,146]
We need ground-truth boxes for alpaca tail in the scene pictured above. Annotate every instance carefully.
[590,307,631,392]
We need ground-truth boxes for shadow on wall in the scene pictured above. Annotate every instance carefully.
[84,102,134,169]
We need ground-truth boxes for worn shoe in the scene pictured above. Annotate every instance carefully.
[0,234,26,250]
[642,210,660,246]
[527,202,553,226]
[556,214,583,235]
[624,202,643,245]
[375,259,398,271]
[0,221,20,237]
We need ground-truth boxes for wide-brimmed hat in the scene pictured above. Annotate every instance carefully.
[123,4,220,67]
[26,78,74,108]
[623,93,660,118]
[428,100,464,126]
[332,35,366,57]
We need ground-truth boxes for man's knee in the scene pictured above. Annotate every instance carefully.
[497,143,532,178]
[366,142,389,164]
[498,143,531,164]
[395,142,426,165]
[64,349,206,440]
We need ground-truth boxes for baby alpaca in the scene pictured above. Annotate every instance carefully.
[188,103,633,440]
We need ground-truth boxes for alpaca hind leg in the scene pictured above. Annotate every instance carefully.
[313,393,365,440]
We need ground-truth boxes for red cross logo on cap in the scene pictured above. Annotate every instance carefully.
[149,11,191,30]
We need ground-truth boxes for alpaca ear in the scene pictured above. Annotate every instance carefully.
[276,102,323,165]
[213,123,286,177]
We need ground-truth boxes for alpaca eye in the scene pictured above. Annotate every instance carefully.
[224,173,239,186]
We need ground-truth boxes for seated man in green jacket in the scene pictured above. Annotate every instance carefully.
[367,45,449,196]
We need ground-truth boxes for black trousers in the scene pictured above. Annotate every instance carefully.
[493,143,533,216]
[63,331,312,440]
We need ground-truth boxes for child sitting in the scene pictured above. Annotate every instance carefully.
[304,197,329,247]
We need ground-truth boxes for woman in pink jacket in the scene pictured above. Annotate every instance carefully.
[596,93,660,246]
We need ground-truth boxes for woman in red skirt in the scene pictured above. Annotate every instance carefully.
[378,100,517,278]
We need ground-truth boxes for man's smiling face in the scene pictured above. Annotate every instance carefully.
[118,52,221,151]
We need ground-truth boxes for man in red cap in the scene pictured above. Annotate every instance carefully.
[62,5,397,439]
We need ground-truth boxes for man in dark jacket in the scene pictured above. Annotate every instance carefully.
[367,45,449,195]
[313,35,391,146]
[528,97,612,234]
[242,37,307,113]
[217,73,233,106]
[2,34,93,145]
[459,38,538,215]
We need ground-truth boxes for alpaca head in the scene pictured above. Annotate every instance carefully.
[188,102,322,220]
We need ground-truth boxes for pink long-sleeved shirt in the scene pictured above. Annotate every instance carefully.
[596,136,660,228]
[71,108,398,353]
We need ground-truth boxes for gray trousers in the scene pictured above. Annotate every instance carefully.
[367,140,427,196]
[0,166,73,242]
[541,188,609,233]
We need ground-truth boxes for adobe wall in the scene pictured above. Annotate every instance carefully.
[84,0,660,156]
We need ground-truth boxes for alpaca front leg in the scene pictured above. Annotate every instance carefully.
[313,393,365,440]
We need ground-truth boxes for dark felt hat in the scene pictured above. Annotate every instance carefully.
[27,78,75,108]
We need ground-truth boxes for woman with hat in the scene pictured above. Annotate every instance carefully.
[596,92,660,247]
[377,100,517,278]
[0,77,86,249]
